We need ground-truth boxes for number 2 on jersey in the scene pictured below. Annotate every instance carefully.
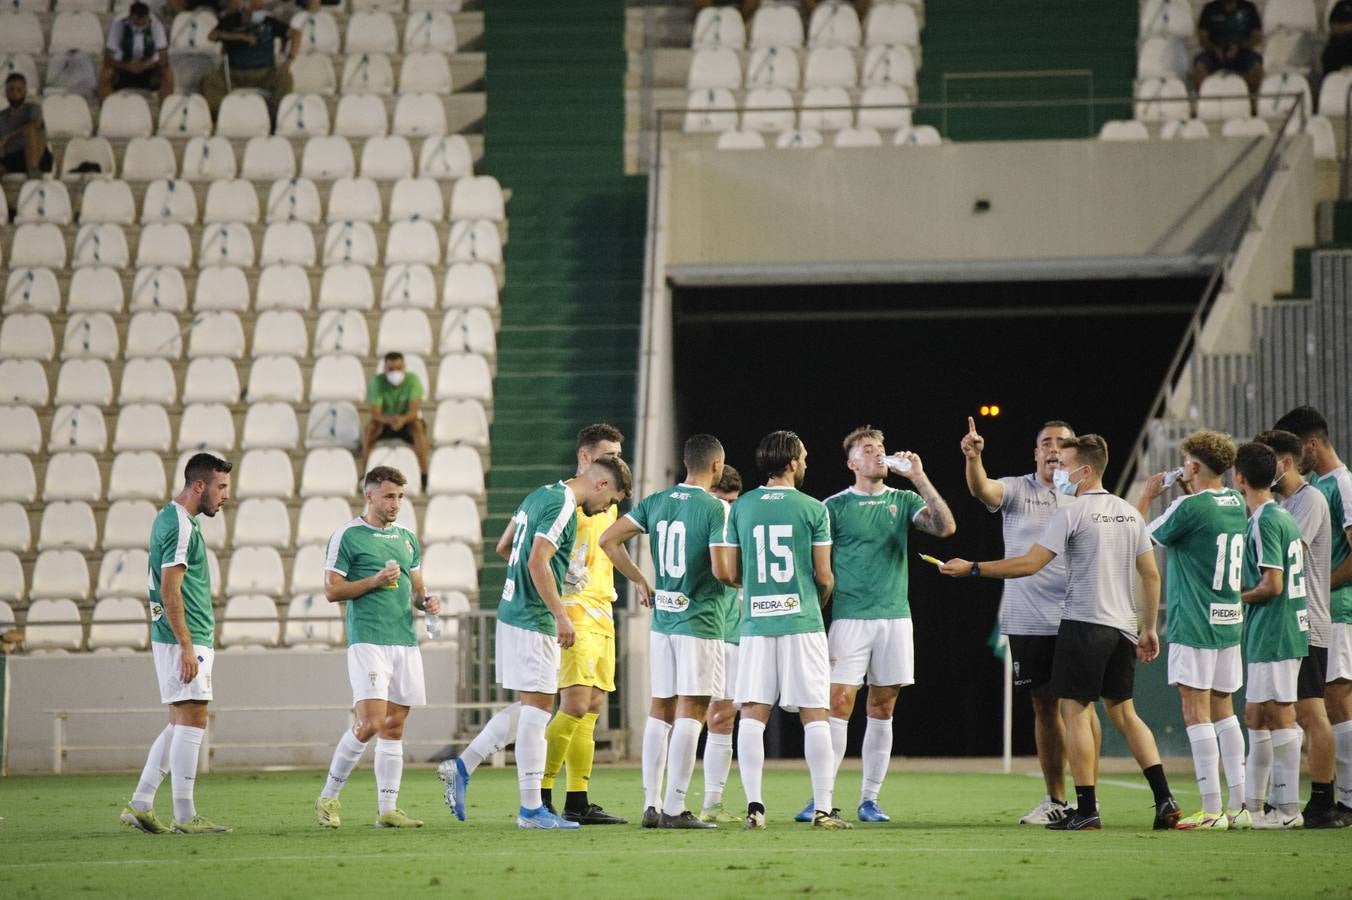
[506,511,529,568]
[752,524,794,584]
[1287,539,1307,599]
[654,520,687,578]
[1212,533,1244,592]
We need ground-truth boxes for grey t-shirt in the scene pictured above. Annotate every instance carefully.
[1035,490,1152,641]
[989,474,1075,636]
[1281,480,1331,648]
[0,101,41,154]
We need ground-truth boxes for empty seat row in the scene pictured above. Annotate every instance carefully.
[693,2,921,52]
[1134,72,1312,122]
[689,44,918,91]
[1100,113,1336,156]
[4,263,498,317]
[49,132,473,182]
[684,84,913,133]
[715,123,941,149]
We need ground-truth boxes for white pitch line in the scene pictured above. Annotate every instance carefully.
[1022,772,1149,792]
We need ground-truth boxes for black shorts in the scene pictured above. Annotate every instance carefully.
[1008,634,1057,693]
[0,147,52,175]
[112,67,163,92]
[1297,645,1328,700]
[1195,47,1262,75]
[1050,619,1136,703]
[377,424,416,443]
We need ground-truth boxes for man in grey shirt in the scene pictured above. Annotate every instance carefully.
[0,73,52,178]
[943,434,1180,831]
[1255,429,1341,827]
[962,416,1094,825]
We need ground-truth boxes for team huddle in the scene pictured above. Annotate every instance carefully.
[115,407,1352,834]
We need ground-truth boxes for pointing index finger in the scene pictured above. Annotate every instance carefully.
[967,416,977,435]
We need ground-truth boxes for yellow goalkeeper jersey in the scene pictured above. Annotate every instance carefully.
[561,505,618,636]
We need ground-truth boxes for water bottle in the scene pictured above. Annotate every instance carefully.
[424,602,442,640]
[881,454,913,475]
[384,559,400,590]
[1162,467,1186,489]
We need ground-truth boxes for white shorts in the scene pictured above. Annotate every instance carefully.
[650,631,725,699]
[152,642,214,704]
[1328,622,1352,682]
[496,620,560,694]
[347,643,426,707]
[828,617,915,688]
[735,632,830,713]
[713,642,740,704]
[1167,643,1243,693]
[1246,659,1301,704]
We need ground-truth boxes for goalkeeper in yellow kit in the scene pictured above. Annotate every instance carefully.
[541,423,628,824]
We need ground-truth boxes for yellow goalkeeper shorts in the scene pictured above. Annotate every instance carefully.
[558,629,616,692]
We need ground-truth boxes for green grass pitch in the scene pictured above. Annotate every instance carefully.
[0,765,1347,898]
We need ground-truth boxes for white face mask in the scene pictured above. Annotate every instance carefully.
[385,370,405,387]
[1052,466,1084,497]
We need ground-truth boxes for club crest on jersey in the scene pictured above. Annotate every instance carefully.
[404,539,413,554]
[750,594,801,617]
[888,504,898,518]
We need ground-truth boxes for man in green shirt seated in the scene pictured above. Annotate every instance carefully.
[202,0,299,118]
[363,352,430,492]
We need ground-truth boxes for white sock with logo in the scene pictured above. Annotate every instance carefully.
[1333,720,1352,809]
[1244,729,1271,812]
[1186,722,1222,815]
[737,718,766,807]
[170,725,205,823]
[861,716,893,804]
[132,724,175,811]
[804,720,835,815]
[374,739,403,815]
[642,717,672,810]
[702,731,733,809]
[459,701,521,774]
[828,716,848,777]
[321,729,369,799]
[662,717,702,817]
[1213,715,1246,810]
[514,705,551,810]
[1271,727,1302,814]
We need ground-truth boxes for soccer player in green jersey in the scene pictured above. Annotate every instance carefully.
[316,465,439,829]
[440,456,631,829]
[1138,430,1248,830]
[698,464,744,823]
[712,430,851,830]
[800,425,955,825]
[601,434,731,828]
[1233,441,1310,829]
[1273,406,1352,823]
[121,452,233,836]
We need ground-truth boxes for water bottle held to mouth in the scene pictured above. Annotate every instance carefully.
[882,454,913,474]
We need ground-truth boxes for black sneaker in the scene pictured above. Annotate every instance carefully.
[1153,796,1181,831]
[1301,804,1346,829]
[564,803,627,825]
[659,810,717,829]
[1046,809,1102,830]
[1336,804,1352,828]
[641,806,659,828]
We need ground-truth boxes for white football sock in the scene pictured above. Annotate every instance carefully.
[662,717,702,816]
[459,701,521,775]
[1244,729,1272,811]
[1186,722,1222,815]
[374,738,403,814]
[642,717,672,810]
[321,729,369,800]
[514,705,551,810]
[1213,715,1246,810]
[861,716,893,804]
[132,724,174,811]
[1271,727,1302,814]
[804,720,835,815]
[828,716,848,778]
[1333,720,1352,809]
[170,724,204,823]
[737,718,766,807]
[702,731,733,809]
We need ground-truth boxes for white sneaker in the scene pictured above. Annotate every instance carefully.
[1252,808,1303,830]
[1019,795,1071,825]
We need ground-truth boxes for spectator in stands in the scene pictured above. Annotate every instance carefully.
[1325,1,1352,74]
[0,74,53,178]
[202,0,299,118]
[99,2,175,100]
[362,352,430,492]
[1194,0,1264,94]
[170,0,224,13]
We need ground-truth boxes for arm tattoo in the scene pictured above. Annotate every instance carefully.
[913,478,956,537]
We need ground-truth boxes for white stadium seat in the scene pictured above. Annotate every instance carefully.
[335,94,389,137]
[302,447,359,497]
[743,86,795,132]
[204,179,261,225]
[4,268,60,315]
[292,10,340,55]
[178,403,236,452]
[860,44,916,89]
[220,593,281,647]
[404,9,458,52]
[439,308,494,355]
[217,92,271,138]
[38,501,97,552]
[102,500,157,550]
[865,2,920,47]
[422,541,477,593]
[66,267,123,315]
[1257,71,1312,121]
[182,136,238,182]
[188,311,246,359]
[1308,115,1337,160]
[1137,35,1189,80]
[1134,76,1190,122]
[136,222,194,269]
[12,223,67,268]
[107,451,163,501]
[288,545,328,596]
[305,401,361,449]
[0,502,31,553]
[267,178,324,225]
[381,263,435,309]
[323,220,380,266]
[0,360,48,405]
[247,356,305,403]
[44,451,103,501]
[253,310,310,357]
[25,598,84,651]
[0,13,44,55]
[692,6,746,49]
[377,308,433,357]
[0,406,41,454]
[799,86,852,130]
[242,135,298,181]
[98,92,153,139]
[236,449,295,499]
[435,353,492,401]
[302,135,357,180]
[182,357,241,404]
[0,557,20,603]
[746,46,800,90]
[141,178,199,225]
[1198,72,1252,121]
[442,262,498,309]
[297,497,354,545]
[55,358,112,406]
[365,444,421,495]
[276,93,331,138]
[120,357,176,405]
[199,222,256,268]
[392,93,446,137]
[433,400,489,448]
[170,9,219,52]
[285,593,343,647]
[291,53,337,95]
[450,175,505,222]
[233,497,292,547]
[400,50,452,94]
[390,177,443,223]
[112,404,172,453]
[858,84,911,130]
[1221,117,1272,138]
[418,134,473,179]
[129,266,188,313]
[808,2,862,48]
[158,93,214,138]
[1139,0,1193,39]
[194,265,250,312]
[16,180,73,225]
[894,124,942,145]
[47,403,107,454]
[804,46,857,88]
[360,135,415,180]
[314,310,371,356]
[320,263,376,310]
[342,52,395,95]
[347,11,399,54]
[310,355,367,403]
[60,137,117,179]
[1,313,55,360]
[71,223,129,270]
[689,47,741,89]
[31,549,91,600]
[43,93,94,139]
[89,596,149,651]
[327,176,383,222]
[1099,120,1150,141]
[427,446,484,496]
[242,403,300,450]
[446,220,501,264]
[750,4,804,48]
[261,222,317,268]
[834,125,884,147]
[386,220,441,266]
[0,455,38,503]
[81,179,137,226]
[1265,0,1317,34]
[96,548,148,599]
[423,493,481,545]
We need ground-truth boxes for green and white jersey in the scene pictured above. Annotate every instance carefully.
[714,485,831,637]
[824,485,926,620]
[149,501,214,646]
[499,481,577,636]
[1147,488,1248,649]
[626,484,728,639]
[324,518,421,646]
[1242,501,1310,663]
[1312,466,1352,624]
[722,586,742,644]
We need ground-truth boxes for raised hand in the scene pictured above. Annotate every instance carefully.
[961,416,985,459]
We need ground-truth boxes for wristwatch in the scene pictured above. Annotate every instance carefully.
[969,562,981,578]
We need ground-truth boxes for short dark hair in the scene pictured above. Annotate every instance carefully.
[577,423,624,452]
[184,452,232,485]
[129,1,149,16]
[1234,441,1277,487]
[1040,420,1075,441]
[364,465,406,490]
[756,430,804,479]
[5,73,25,86]
[683,433,723,472]
[589,455,632,500]
[842,425,884,455]
[1273,406,1330,443]
[383,351,404,365]
[714,463,742,496]
[1058,434,1108,475]
[1254,428,1303,461]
